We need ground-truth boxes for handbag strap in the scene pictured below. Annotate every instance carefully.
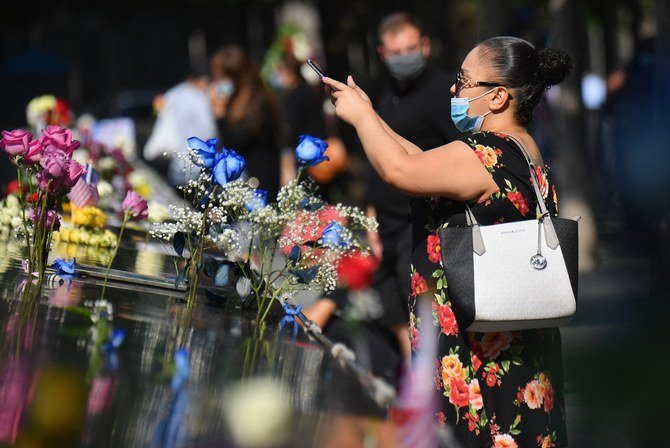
[505,134,550,218]
[464,133,560,250]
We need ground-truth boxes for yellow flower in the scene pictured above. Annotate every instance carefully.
[73,206,107,229]
[441,354,465,384]
[474,144,498,168]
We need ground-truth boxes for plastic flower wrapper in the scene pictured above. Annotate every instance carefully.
[152,134,377,328]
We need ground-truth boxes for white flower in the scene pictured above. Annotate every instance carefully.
[222,377,292,448]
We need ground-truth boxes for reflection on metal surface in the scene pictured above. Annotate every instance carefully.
[0,236,396,447]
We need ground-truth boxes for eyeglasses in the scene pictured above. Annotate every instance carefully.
[455,70,507,96]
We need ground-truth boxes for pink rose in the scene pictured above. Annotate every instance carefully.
[122,190,149,221]
[523,380,543,409]
[40,125,80,155]
[39,147,70,179]
[65,160,85,188]
[0,129,33,156]
[24,139,44,164]
[493,434,518,448]
[480,332,513,359]
[28,207,61,231]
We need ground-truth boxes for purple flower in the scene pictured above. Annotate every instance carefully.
[0,129,33,157]
[122,190,149,221]
[28,207,61,231]
[213,148,246,186]
[39,147,70,179]
[295,134,329,167]
[36,170,54,192]
[39,125,80,155]
[65,160,85,188]
[24,139,44,164]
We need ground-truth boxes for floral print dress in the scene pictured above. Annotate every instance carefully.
[408,132,568,448]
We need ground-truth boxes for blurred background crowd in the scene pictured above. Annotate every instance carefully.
[1,1,669,444]
[1,0,668,232]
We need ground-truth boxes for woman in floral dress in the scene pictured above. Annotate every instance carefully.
[324,36,572,447]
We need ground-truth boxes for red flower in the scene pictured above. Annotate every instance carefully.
[436,412,447,427]
[465,411,480,433]
[516,386,525,405]
[506,191,530,216]
[426,233,441,263]
[485,373,498,387]
[436,303,458,336]
[448,378,470,407]
[336,251,379,290]
[544,386,555,412]
[471,352,482,372]
[5,179,22,196]
[26,193,39,204]
[410,272,428,296]
[410,326,420,350]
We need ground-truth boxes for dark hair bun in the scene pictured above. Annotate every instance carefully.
[537,47,573,87]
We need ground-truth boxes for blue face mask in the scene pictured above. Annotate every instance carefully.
[450,88,495,133]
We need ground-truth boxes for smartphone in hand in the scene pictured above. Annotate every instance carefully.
[306,59,337,91]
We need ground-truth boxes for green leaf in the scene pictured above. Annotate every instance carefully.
[501,360,510,372]
[64,306,93,320]
[512,357,523,366]
[432,270,442,278]
[436,278,443,290]
[510,429,520,436]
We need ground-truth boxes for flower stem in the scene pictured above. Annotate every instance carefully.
[101,212,129,299]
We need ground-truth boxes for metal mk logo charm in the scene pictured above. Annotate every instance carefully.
[530,254,548,270]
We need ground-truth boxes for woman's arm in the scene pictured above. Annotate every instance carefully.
[342,77,422,155]
[323,76,498,202]
[377,115,423,155]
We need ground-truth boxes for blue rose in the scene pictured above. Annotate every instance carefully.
[321,222,348,248]
[245,189,267,212]
[187,136,219,169]
[295,134,329,167]
[52,257,76,275]
[213,148,246,186]
[52,257,77,285]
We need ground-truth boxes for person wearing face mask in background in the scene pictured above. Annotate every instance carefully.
[209,45,282,200]
[365,12,462,362]
[143,65,217,188]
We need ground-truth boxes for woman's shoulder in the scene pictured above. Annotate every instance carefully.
[456,131,515,147]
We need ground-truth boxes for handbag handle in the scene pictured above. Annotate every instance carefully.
[464,134,560,250]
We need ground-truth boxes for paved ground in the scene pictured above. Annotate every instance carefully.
[561,221,669,447]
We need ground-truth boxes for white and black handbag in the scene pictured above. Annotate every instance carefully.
[438,138,578,332]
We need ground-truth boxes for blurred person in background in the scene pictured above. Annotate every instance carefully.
[271,53,326,184]
[143,65,217,187]
[324,35,572,447]
[366,12,462,360]
[209,45,282,200]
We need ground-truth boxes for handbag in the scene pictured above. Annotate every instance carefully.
[438,137,578,332]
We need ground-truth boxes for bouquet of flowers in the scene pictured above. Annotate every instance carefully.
[151,134,377,327]
[26,95,73,132]
[0,126,85,286]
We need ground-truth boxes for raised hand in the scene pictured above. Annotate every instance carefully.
[322,76,376,127]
